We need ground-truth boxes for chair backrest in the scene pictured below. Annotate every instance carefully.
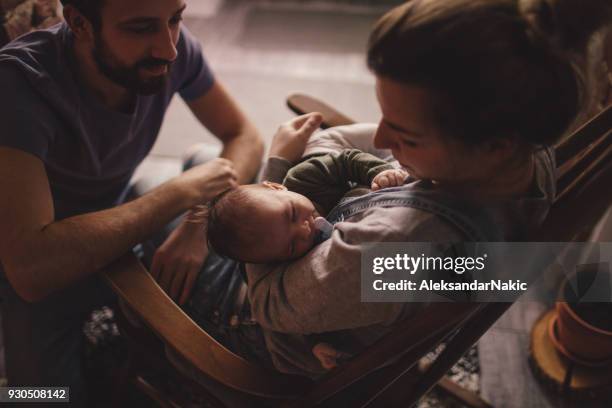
[104,103,611,407]
[287,93,355,129]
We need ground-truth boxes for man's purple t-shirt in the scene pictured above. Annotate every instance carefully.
[0,23,214,220]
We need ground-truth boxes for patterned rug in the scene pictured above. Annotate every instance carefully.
[84,307,481,407]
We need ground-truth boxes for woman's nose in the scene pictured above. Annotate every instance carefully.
[374,125,394,149]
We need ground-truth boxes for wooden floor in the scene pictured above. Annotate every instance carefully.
[479,299,612,407]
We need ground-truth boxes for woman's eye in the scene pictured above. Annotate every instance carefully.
[402,139,417,147]
[170,16,183,26]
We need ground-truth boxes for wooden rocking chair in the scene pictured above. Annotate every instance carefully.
[102,97,611,407]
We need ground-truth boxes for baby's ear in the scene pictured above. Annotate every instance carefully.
[262,181,288,191]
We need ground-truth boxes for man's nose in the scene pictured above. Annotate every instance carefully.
[152,27,178,62]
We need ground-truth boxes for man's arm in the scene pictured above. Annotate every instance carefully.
[147,81,263,303]
[0,147,236,303]
[186,81,264,184]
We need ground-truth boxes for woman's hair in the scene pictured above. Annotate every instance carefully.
[367,0,612,147]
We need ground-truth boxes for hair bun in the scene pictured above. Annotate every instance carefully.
[519,0,612,52]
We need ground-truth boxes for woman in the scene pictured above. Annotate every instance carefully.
[158,0,611,377]
[240,0,611,377]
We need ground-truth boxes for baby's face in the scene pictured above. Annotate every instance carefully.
[241,185,320,263]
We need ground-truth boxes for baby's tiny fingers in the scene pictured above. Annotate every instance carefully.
[378,175,390,187]
[394,171,406,185]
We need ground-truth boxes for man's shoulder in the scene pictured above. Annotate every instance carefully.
[0,62,55,115]
[170,25,199,79]
[168,25,215,99]
[0,23,69,85]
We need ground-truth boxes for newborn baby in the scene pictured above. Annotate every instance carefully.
[207,147,408,372]
[207,149,408,263]
[207,148,407,371]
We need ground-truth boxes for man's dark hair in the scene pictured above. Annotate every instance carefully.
[60,0,105,30]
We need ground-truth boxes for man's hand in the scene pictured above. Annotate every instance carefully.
[151,217,208,305]
[178,158,238,204]
[149,158,236,305]
[371,168,409,191]
[269,113,323,163]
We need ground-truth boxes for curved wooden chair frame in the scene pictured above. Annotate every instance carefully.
[103,98,611,407]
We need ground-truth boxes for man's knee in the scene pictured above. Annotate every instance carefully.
[127,143,222,201]
[182,143,222,171]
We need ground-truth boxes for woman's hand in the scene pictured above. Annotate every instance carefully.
[371,168,409,191]
[151,208,209,305]
[269,113,323,163]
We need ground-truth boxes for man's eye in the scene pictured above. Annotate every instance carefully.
[402,139,418,147]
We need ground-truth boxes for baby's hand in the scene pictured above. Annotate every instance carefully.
[371,168,409,191]
[312,343,352,370]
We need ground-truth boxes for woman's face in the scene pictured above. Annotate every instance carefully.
[373,77,490,186]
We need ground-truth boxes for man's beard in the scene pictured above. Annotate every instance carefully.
[92,33,173,96]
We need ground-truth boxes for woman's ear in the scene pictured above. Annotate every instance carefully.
[483,135,519,160]
[261,181,288,191]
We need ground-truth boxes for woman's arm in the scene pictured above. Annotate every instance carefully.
[246,206,461,334]
[247,227,403,334]
[303,123,392,160]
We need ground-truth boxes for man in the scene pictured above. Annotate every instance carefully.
[0,0,263,404]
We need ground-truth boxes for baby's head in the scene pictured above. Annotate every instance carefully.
[207,182,320,263]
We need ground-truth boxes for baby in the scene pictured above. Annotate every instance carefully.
[207,148,407,371]
[206,148,408,264]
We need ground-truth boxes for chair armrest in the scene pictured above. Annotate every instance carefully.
[102,253,312,398]
[555,104,611,167]
[287,93,356,128]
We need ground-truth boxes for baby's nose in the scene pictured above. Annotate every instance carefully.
[298,219,311,240]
